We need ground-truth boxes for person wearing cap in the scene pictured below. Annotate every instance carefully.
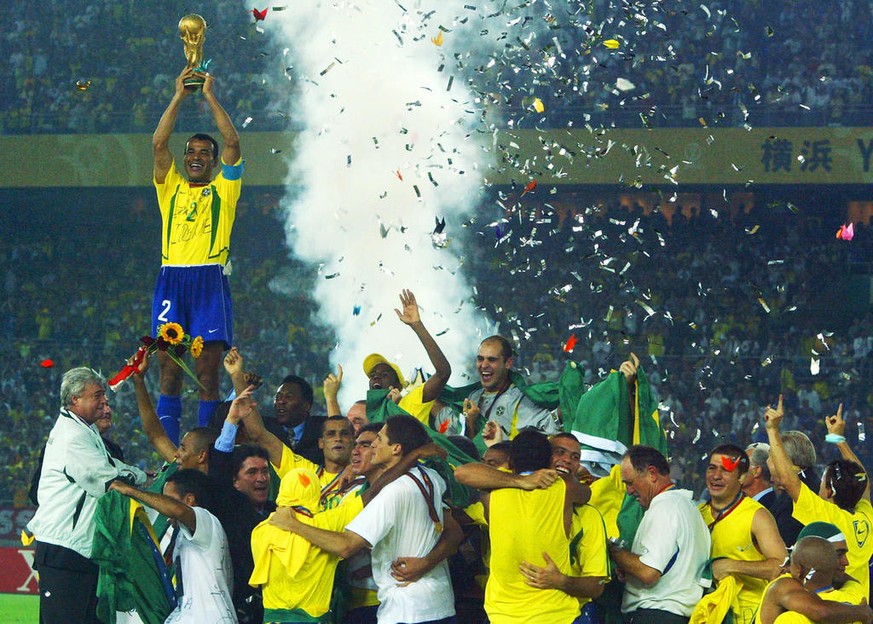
[363,289,452,427]
[698,443,787,624]
[765,397,872,601]
[796,522,864,602]
[755,536,872,624]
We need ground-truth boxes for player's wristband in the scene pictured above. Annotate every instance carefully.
[825,433,846,444]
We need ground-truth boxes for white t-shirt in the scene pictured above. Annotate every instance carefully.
[346,465,455,624]
[622,488,711,617]
[165,506,237,624]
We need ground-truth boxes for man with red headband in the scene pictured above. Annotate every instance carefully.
[698,444,787,624]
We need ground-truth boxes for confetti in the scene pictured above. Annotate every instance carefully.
[353,305,361,316]
[438,419,450,434]
[532,97,545,113]
[563,334,577,353]
[395,170,403,181]
[603,39,620,49]
[721,455,741,471]
[431,31,444,46]
[615,78,636,92]
[75,80,92,91]
[40,359,54,368]
[810,357,820,375]
[251,7,268,21]
[836,223,854,240]
[432,217,448,248]
[521,180,537,196]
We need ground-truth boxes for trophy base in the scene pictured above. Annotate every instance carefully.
[183,77,204,90]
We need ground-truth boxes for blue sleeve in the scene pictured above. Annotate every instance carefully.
[221,159,245,181]
[214,420,239,452]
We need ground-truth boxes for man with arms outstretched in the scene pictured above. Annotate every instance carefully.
[151,65,243,442]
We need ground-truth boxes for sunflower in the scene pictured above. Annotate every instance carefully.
[190,335,204,359]
[158,322,185,345]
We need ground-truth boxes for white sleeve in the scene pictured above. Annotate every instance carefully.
[345,481,403,548]
[64,430,126,498]
[636,500,680,573]
[180,507,216,548]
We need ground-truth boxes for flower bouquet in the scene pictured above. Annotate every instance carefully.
[108,322,204,391]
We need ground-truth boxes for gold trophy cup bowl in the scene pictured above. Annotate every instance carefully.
[178,14,208,90]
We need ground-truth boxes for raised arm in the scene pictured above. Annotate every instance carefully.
[454,462,559,491]
[323,365,343,418]
[764,394,802,501]
[153,67,193,183]
[110,479,196,534]
[619,353,640,412]
[201,73,240,165]
[233,385,285,467]
[223,347,250,397]
[826,404,870,501]
[131,350,177,463]
[395,289,451,403]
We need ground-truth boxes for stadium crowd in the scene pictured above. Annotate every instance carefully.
[3,186,872,505]
[4,2,873,621]
[4,0,873,133]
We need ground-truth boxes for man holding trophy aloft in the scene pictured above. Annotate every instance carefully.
[151,14,244,444]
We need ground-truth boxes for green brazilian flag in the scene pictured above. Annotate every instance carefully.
[365,388,479,508]
[567,365,666,624]
[92,491,176,624]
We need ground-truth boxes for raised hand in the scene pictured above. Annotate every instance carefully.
[324,365,343,400]
[223,346,244,376]
[825,403,845,436]
[394,289,421,326]
[619,352,640,385]
[763,394,784,431]
[129,346,149,375]
[228,384,257,425]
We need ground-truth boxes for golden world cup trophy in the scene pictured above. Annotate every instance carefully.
[178,14,210,89]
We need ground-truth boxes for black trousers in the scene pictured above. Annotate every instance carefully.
[623,608,689,624]
[34,541,100,624]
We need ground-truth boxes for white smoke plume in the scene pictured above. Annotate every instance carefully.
[264,2,497,404]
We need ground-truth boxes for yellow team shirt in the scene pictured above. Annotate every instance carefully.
[486,479,580,624]
[569,504,610,608]
[274,445,343,508]
[250,492,363,617]
[699,496,770,624]
[399,385,434,427]
[792,482,872,600]
[155,159,242,265]
[769,585,865,624]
